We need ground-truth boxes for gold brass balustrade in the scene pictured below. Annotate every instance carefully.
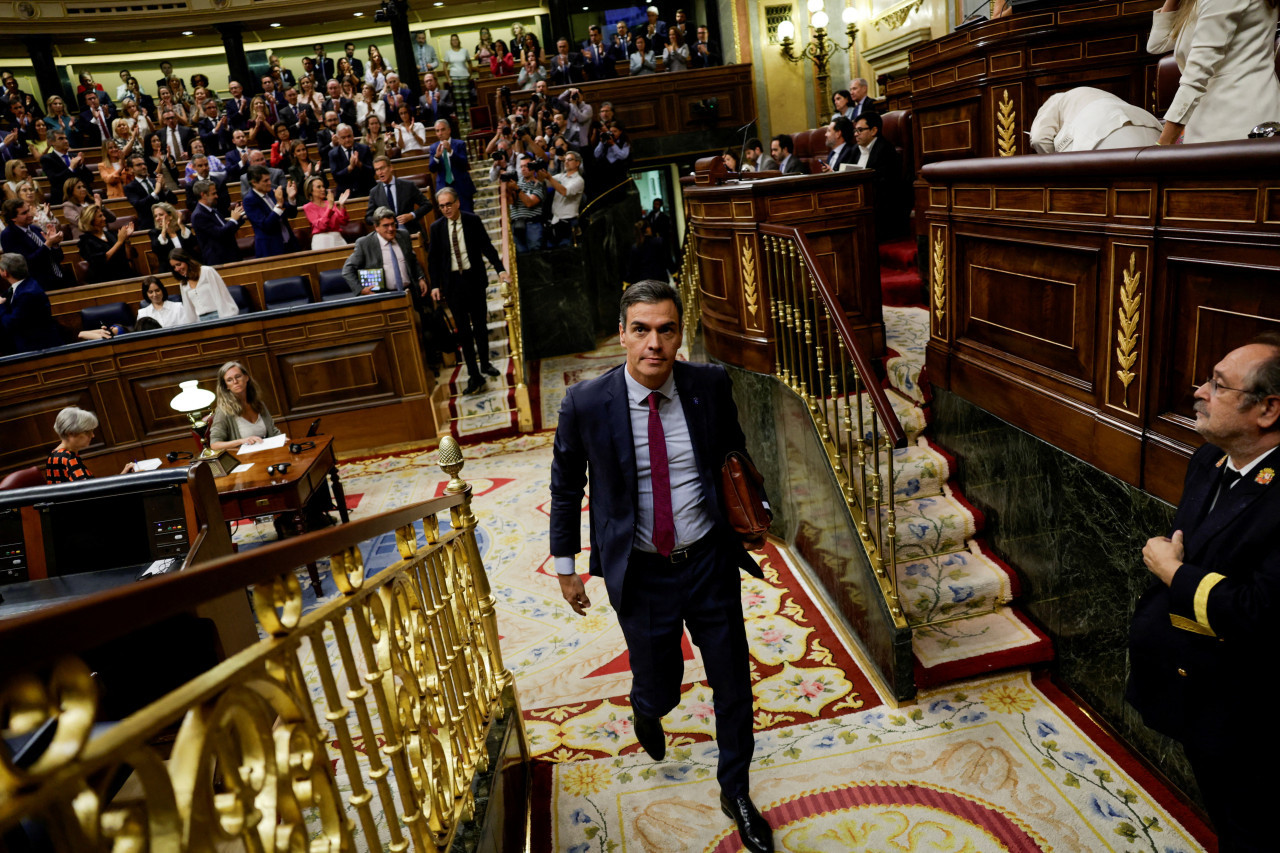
[0,437,529,852]
[759,227,908,628]
[675,229,703,336]
[497,168,534,433]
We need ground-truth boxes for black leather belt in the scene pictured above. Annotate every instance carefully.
[632,532,715,567]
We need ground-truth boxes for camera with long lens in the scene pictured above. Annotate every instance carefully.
[529,158,550,172]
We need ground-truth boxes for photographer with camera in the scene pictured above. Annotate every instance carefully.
[562,88,593,149]
[503,153,546,254]
[489,149,517,183]
[592,119,631,196]
[539,149,583,248]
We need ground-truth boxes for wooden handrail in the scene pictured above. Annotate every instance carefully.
[0,488,464,681]
[759,222,908,449]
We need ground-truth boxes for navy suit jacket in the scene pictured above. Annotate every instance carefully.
[1128,442,1280,752]
[426,212,502,304]
[0,223,65,289]
[190,203,243,266]
[0,279,64,353]
[242,189,298,258]
[367,178,432,234]
[328,143,375,196]
[427,138,475,199]
[549,361,763,610]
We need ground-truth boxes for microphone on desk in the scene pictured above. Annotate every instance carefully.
[956,0,991,28]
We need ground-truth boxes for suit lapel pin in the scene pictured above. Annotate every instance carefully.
[1256,468,1275,485]
[1215,455,1227,468]
[693,397,700,405]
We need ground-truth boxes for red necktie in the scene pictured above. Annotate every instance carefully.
[647,392,675,556]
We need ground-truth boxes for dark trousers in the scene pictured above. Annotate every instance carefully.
[448,270,490,376]
[616,538,755,797]
[1185,742,1276,852]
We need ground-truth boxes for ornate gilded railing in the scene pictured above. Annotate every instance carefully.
[759,225,910,629]
[498,177,534,433]
[674,227,702,335]
[0,438,529,851]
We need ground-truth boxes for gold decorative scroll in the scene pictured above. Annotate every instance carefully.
[1115,253,1142,406]
[740,240,760,319]
[932,233,946,324]
[873,0,924,30]
[996,90,1016,157]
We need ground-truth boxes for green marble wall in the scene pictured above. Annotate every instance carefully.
[928,387,1201,804]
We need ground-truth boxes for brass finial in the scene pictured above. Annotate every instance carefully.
[438,436,467,493]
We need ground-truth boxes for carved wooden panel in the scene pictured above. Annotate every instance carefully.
[277,341,395,413]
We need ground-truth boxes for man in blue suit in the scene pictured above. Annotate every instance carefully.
[241,165,299,258]
[549,280,774,853]
[0,253,73,353]
[327,123,375,197]
[428,119,476,213]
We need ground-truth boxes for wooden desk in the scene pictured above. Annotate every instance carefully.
[216,435,349,526]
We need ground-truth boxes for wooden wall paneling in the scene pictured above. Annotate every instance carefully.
[275,340,397,414]
[0,390,96,472]
[1101,241,1154,423]
[915,98,982,162]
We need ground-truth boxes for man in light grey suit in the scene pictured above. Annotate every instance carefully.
[342,206,428,296]
[744,138,776,172]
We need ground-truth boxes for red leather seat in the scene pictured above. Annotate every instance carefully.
[0,466,44,491]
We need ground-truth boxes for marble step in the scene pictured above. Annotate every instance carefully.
[895,540,1018,628]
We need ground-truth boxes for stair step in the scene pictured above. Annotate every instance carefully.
[883,307,930,404]
[877,483,983,562]
[912,607,1053,688]
[896,540,1018,628]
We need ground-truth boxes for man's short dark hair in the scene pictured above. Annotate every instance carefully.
[856,111,883,133]
[128,155,147,169]
[193,179,214,198]
[745,137,763,152]
[831,115,854,144]
[1,198,24,221]
[619,280,683,327]
[1245,331,1280,409]
[772,133,794,155]
[246,165,270,183]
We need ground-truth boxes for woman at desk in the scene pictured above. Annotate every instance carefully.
[169,248,238,322]
[209,361,281,451]
[78,204,137,284]
[136,276,194,328]
[45,407,136,484]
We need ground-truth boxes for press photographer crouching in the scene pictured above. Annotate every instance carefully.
[503,153,546,253]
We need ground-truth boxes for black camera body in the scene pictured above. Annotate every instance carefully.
[498,171,518,183]
[529,158,550,172]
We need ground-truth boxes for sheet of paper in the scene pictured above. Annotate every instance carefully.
[230,463,255,474]
[236,434,290,454]
[133,458,163,471]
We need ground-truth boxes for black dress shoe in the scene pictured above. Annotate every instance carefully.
[481,363,500,377]
[720,794,774,853]
[463,376,486,395]
[632,712,666,761]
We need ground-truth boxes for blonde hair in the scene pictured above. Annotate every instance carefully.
[78,203,103,234]
[4,159,27,182]
[1170,0,1198,45]
[215,361,264,418]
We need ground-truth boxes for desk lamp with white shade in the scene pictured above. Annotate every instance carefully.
[169,379,239,477]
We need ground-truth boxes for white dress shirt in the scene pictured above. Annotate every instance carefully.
[555,368,714,574]
[448,218,471,272]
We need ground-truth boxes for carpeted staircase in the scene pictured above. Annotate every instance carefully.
[435,157,522,443]
[876,262,1053,687]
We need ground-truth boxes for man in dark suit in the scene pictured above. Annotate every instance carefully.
[818,116,859,171]
[342,43,365,79]
[322,79,357,129]
[197,99,232,155]
[609,21,635,62]
[328,124,374,197]
[342,206,428,296]
[241,165,299,258]
[852,112,903,237]
[151,109,195,159]
[316,111,340,174]
[367,157,431,235]
[689,26,722,68]
[549,280,774,853]
[190,179,245,266]
[428,119,476,213]
[185,155,231,215]
[311,44,336,82]
[580,26,616,80]
[0,253,69,353]
[78,91,116,148]
[640,5,669,48]
[0,199,67,290]
[224,80,250,131]
[154,61,175,97]
[124,155,179,231]
[280,88,318,143]
[237,149,286,198]
[427,187,508,395]
[770,134,807,174]
[848,78,877,121]
[40,132,93,206]
[416,73,454,129]
[1128,333,1280,852]
[548,38,585,86]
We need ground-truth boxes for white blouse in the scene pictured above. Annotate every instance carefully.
[137,299,195,328]
[394,122,429,154]
[180,265,239,320]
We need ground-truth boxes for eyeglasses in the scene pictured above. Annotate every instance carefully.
[1202,376,1251,396]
